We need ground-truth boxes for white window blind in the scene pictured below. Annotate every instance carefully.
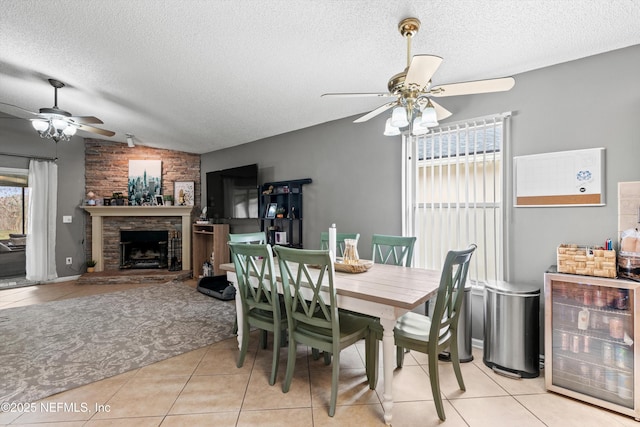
[402,113,511,286]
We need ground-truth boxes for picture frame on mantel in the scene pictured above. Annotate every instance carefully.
[174,181,195,206]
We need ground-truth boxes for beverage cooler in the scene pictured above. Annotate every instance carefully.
[545,272,640,419]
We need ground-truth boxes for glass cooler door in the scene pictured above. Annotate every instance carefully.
[550,279,634,409]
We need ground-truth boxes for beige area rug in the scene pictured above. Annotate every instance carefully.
[0,282,236,403]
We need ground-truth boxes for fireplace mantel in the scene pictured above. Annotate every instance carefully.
[83,206,193,272]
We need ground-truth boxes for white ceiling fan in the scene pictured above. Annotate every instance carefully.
[0,78,115,142]
[322,17,515,135]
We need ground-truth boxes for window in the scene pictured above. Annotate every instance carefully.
[402,113,510,285]
[0,167,30,239]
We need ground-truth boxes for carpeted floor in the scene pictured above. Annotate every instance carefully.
[0,282,236,403]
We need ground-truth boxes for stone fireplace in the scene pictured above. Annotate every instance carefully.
[83,206,193,272]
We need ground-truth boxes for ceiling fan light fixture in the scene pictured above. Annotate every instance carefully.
[31,117,75,142]
[384,118,401,136]
[421,101,438,127]
[32,119,49,132]
[412,117,430,136]
[390,106,409,128]
[63,125,77,137]
[52,118,68,132]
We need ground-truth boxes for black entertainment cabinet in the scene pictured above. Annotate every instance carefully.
[259,178,311,248]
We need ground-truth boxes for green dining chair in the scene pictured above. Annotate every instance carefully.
[319,232,360,257]
[364,234,418,386]
[273,245,377,417]
[228,232,268,335]
[228,242,286,386]
[394,244,476,421]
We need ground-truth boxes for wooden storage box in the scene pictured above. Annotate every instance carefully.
[556,244,616,278]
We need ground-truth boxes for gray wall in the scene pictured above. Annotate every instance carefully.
[201,113,402,255]
[0,115,87,278]
[202,44,640,348]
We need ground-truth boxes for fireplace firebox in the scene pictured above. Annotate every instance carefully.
[120,230,168,269]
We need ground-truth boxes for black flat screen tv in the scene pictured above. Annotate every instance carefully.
[206,164,259,220]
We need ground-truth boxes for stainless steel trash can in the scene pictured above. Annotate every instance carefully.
[434,283,473,363]
[483,280,540,378]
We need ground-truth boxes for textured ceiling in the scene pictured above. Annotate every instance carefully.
[1,0,639,154]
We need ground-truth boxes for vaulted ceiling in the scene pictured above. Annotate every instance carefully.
[1,0,639,153]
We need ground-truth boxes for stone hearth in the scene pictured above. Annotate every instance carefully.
[77,269,192,285]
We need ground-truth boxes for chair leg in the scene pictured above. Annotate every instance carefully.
[449,337,466,391]
[323,351,332,365]
[269,327,281,386]
[259,330,268,349]
[366,332,378,389]
[237,323,250,368]
[282,336,297,393]
[428,353,446,421]
[329,348,340,417]
[396,346,405,368]
[312,348,321,360]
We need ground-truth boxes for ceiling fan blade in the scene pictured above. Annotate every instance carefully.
[322,92,394,98]
[0,101,38,118]
[70,115,104,125]
[430,77,515,97]
[77,123,116,137]
[404,55,443,91]
[430,99,452,120]
[353,101,398,123]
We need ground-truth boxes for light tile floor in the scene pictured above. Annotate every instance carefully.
[1,280,639,426]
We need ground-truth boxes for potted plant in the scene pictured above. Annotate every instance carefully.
[86,259,97,273]
[163,195,174,206]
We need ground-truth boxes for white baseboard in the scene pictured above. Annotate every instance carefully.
[45,275,81,283]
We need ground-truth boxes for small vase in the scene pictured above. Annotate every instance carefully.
[87,267,95,273]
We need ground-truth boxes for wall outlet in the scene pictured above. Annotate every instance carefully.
[66,257,72,265]
[63,215,72,223]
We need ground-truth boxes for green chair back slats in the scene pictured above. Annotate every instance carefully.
[228,231,267,244]
[371,234,416,267]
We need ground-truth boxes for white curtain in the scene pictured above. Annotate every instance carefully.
[26,160,58,281]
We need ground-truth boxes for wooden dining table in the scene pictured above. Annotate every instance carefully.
[220,260,442,425]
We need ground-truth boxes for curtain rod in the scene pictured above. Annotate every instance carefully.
[433,111,512,130]
[0,152,57,162]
